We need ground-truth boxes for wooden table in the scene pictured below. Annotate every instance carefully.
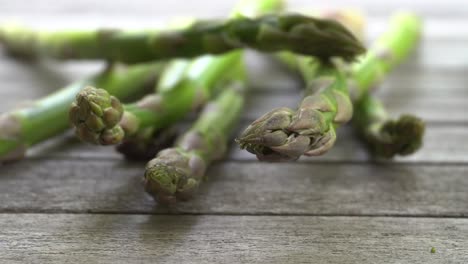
[1,0,468,263]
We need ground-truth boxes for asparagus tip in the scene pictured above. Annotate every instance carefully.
[69,86,125,145]
[144,148,205,205]
[371,114,425,158]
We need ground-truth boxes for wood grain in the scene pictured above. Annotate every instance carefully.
[1,214,467,263]
[1,159,468,216]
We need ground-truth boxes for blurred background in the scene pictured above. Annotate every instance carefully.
[1,0,467,28]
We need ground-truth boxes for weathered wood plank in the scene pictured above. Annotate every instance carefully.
[1,159,468,215]
[0,214,467,263]
[25,124,468,164]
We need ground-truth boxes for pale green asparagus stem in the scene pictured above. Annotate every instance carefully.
[237,63,352,161]
[350,12,422,98]
[0,62,164,162]
[0,12,365,63]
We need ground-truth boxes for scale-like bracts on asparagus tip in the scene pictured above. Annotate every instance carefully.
[69,51,243,146]
[353,95,425,158]
[237,64,352,161]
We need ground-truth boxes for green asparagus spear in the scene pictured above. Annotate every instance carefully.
[353,96,425,158]
[143,0,283,204]
[70,51,242,145]
[313,10,425,158]
[238,63,352,161]
[237,12,423,161]
[145,79,246,204]
[347,12,425,158]
[0,12,365,63]
[0,62,164,163]
[70,0,285,147]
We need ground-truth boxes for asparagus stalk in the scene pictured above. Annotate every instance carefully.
[145,79,246,204]
[353,96,424,158]
[70,51,243,145]
[350,12,422,99]
[0,13,365,63]
[237,63,352,161]
[143,0,283,204]
[237,11,423,161]
[0,62,164,163]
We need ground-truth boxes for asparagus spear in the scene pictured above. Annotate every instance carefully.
[145,79,246,204]
[143,0,284,204]
[349,13,424,158]
[350,12,422,99]
[70,0,286,146]
[238,63,352,161]
[237,12,423,161]
[70,51,243,145]
[0,62,164,163]
[315,10,425,158]
[0,13,365,63]
[353,96,424,158]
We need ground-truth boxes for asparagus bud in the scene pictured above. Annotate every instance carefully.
[354,94,425,158]
[69,87,125,145]
[237,67,352,161]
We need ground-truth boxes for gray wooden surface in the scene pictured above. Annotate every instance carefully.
[1,0,468,263]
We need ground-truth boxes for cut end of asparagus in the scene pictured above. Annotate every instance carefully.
[369,114,425,158]
[69,86,125,145]
[236,106,338,162]
[144,148,206,205]
[116,127,178,161]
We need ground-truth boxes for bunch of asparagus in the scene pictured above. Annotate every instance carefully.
[0,0,425,205]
